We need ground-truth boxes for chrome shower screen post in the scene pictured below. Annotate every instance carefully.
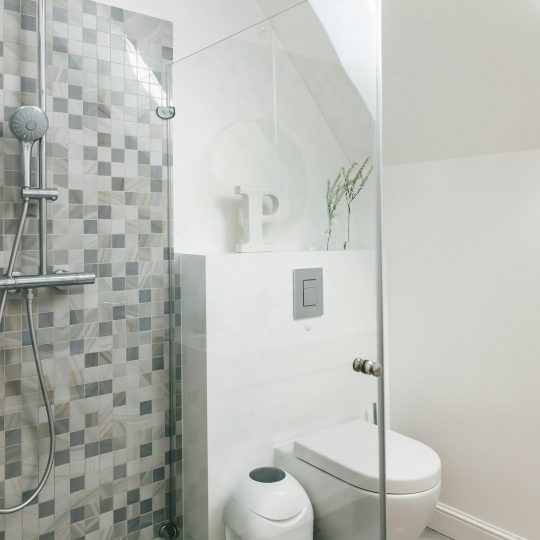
[37,0,47,275]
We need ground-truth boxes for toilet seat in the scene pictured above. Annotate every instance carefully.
[293,419,441,495]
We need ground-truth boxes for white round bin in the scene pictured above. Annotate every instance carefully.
[224,467,313,540]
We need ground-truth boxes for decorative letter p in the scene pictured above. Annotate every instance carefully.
[234,186,289,252]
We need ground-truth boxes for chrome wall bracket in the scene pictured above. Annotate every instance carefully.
[156,105,176,120]
[159,522,179,538]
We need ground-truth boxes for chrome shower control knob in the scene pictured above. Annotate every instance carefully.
[353,358,383,377]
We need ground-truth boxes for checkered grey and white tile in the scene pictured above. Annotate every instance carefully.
[0,1,174,538]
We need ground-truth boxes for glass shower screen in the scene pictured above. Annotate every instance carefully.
[167,2,385,538]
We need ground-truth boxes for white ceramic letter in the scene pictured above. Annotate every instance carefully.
[234,186,288,252]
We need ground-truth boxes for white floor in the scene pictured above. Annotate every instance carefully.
[421,529,453,539]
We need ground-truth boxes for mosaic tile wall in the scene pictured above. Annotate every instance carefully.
[0,0,174,538]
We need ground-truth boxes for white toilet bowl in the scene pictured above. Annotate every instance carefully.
[275,419,441,540]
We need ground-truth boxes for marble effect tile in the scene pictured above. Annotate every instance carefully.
[0,0,173,538]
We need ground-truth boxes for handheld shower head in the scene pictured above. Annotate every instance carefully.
[9,105,49,142]
[9,106,49,189]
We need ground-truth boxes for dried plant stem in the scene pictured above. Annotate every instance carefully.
[345,203,352,249]
[342,157,373,250]
[325,171,345,250]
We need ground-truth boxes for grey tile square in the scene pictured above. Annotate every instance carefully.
[53,36,68,53]
[39,500,55,518]
[55,449,70,466]
[111,6,123,21]
[68,84,83,100]
[85,442,99,458]
[71,505,85,524]
[70,430,85,447]
[4,0,21,13]
[21,13,36,31]
[4,461,22,480]
[114,507,126,523]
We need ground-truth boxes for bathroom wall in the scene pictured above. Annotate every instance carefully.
[181,251,379,540]
[384,150,540,539]
[0,1,172,538]
[383,1,540,538]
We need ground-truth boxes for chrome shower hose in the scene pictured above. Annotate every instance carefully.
[0,210,55,513]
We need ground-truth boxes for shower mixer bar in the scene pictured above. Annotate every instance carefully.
[21,187,59,201]
[0,272,95,292]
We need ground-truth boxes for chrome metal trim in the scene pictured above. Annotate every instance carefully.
[373,0,387,536]
[37,0,47,275]
[0,272,96,291]
[21,187,59,201]
[164,60,181,534]
[353,358,383,377]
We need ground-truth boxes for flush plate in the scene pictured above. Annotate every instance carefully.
[293,268,323,319]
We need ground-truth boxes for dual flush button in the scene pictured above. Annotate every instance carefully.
[302,279,317,307]
[293,268,323,319]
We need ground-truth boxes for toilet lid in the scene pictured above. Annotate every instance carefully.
[293,420,441,495]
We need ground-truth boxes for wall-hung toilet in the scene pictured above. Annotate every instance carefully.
[275,419,441,540]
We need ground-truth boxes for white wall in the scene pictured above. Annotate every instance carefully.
[182,251,379,540]
[384,151,540,539]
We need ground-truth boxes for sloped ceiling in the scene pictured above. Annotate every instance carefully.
[383,0,540,165]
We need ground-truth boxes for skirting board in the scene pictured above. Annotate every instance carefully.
[430,503,527,540]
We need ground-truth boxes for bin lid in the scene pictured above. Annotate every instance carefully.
[293,420,441,494]
[231,467,310,520]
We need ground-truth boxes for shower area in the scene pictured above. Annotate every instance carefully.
[0,0,173,538]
